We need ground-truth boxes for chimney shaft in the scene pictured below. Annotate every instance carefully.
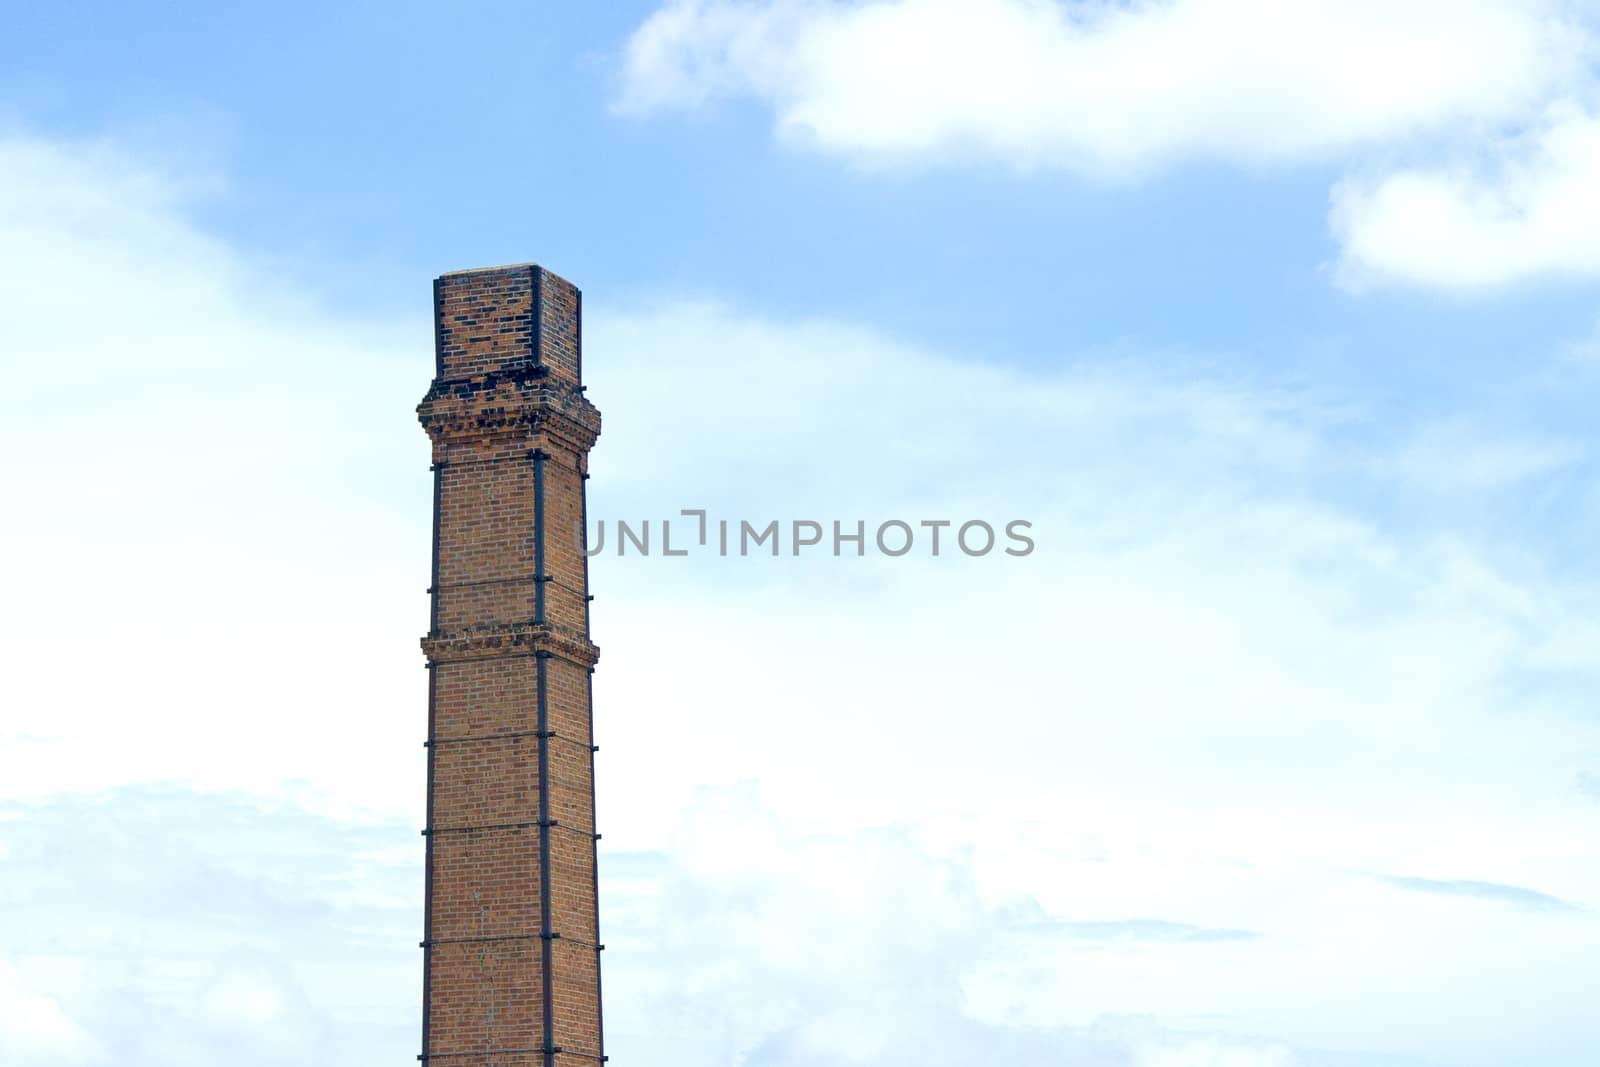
[418,264,605,1066]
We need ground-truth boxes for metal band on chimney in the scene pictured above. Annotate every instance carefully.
[537,649,555,1067]
[587,664,606,1067]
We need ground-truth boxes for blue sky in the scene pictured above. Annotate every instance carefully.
[3,2,1600,1066]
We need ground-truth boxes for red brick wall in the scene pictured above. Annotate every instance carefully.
[418,264,604,1066]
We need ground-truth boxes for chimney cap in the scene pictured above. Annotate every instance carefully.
[438,261,546,277]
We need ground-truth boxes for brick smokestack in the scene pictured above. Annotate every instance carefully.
[417,264,605,1066]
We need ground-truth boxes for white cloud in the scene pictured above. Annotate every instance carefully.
[1385,417,1584,492]
[1333,104,1600,288]
[1,789,413,1065]
[620,0,1579,173]
[1124,1028,1299,1067]
[602,784,1316,1067]
[3,783,1318,1067]
[584,297,1600,1064]
[0,130,430,819]
[618,0,1600,289]
[0,960,103,1064]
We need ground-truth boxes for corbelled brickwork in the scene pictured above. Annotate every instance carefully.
[418,264,605,1066]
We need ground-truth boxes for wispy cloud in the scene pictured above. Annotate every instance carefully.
[1043,919,1261,944]
[1378,874,1582,913]
[1385,417,1585,494]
